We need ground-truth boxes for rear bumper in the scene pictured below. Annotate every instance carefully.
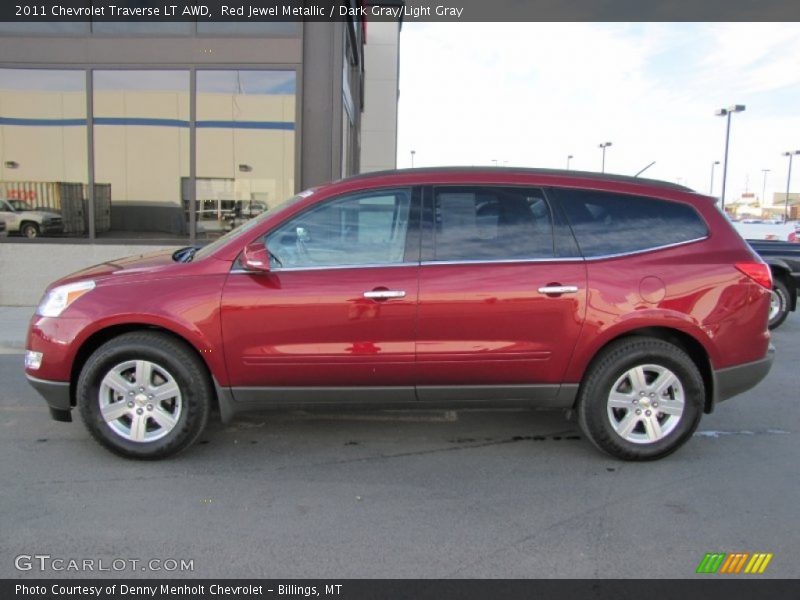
[26,374,72,422]
[712,344,775,407]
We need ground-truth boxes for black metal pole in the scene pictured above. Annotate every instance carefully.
[720,112,732,211]
[786,154,794,221]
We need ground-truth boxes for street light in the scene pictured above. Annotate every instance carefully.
[709,160,720,195]
[410,150,416,168]
[761,168,770,206]
[598,142,612,173]
[715,104,746,211]
[566,154,573,170]
[783,150,800,221]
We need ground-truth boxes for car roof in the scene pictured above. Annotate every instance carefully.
[338,166,693,193]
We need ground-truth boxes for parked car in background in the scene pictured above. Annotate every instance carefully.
[0,218,7,237]
[747,239,800,329]
[25,168,774,461]
[0,198,63,238]
[732,219,797,243]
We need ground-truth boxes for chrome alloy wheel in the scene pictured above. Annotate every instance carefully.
[606,364,685,444]
[769,290,782,322]
[98,360,182,443]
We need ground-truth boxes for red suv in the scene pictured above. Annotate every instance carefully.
[24,168,775,460]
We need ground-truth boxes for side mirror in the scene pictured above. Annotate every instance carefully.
[241,242,270,273]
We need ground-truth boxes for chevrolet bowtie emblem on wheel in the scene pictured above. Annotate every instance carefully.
[696,552,774,574]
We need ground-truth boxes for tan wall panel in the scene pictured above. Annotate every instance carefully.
[1,126,87,183]
[95,126,187,203]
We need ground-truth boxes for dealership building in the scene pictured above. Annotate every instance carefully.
[0,11,401,304]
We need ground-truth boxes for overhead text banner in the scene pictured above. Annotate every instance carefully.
[1,0,799,22]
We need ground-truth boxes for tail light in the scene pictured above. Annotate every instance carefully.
[735,262,773,289]
[790,231,797,243]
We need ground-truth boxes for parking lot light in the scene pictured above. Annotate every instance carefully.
[598,142,612,173]
[783,150,800,220]
[710,161,720,195]
[715,104,746,211]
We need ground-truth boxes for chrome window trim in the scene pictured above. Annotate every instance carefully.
[581,235,709,261]
[420,257,584,266]
[230,261,417,274]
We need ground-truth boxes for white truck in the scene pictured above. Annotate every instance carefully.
[732,220,797,243]
[0,199,63,238]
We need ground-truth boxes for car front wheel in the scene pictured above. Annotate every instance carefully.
[577,337,703,461]
[21,222,39,238]
[78,331,211,459]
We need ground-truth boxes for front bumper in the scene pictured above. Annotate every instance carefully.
[41,224,64,235]
[712,343,775,407]
[26,374,72,422]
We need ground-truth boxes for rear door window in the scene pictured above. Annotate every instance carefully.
[430,186,554,261]
[553,189,708,257]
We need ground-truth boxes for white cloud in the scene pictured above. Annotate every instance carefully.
[397,23,800,205]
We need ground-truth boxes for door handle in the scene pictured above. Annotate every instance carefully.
[363,290,406,300]
[538,285,579,295]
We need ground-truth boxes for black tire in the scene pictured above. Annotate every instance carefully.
[768,278,790,330]
[21,222,39,238]
[576,337,704,461]
[78,331,211,459]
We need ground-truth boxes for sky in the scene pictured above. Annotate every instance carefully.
[396,23,800,206]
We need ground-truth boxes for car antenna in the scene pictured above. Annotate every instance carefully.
[634,161,656,177]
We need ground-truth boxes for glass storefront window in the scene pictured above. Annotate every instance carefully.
[93,70,190,239]
[196,70,296,239]
[0,69,88,238]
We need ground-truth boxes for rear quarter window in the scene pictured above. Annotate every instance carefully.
[553,189,708,257]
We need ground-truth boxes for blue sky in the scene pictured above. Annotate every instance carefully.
[397,23,800,205]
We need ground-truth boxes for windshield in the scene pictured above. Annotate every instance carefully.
[192,190,315,261]
[8,200,28,211]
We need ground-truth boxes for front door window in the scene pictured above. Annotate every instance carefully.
[266,189,412,269]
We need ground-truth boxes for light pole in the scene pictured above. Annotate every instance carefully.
[410,150,416,168]
[566,154,573,170]
[761,168,770,207]
[783,150,800,221]
[715,104,745,211]
[709,161,720,195]
[598,142,612,173]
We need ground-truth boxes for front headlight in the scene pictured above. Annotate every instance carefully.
[37,280,95,317]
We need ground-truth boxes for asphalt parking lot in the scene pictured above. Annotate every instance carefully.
[1,315,797,579]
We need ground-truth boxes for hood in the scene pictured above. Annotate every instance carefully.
[21,209,62,219]
[52,249,180,287]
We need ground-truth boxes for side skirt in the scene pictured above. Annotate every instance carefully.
[213,382,579,424]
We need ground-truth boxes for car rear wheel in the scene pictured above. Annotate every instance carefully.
[576,337,703,461]
[768,278,790,330]
[78,331,211,459]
